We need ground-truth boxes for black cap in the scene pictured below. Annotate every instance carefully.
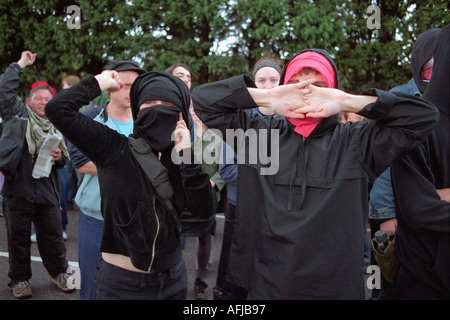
[105,60,146,74]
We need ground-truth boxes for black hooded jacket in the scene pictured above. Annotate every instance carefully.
[193,49,438,299]
[46,74,216,272]
[391,25,450,299]
[411,28,441,94]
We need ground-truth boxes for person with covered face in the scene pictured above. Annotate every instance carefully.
[369,27,441,234]
[192,49,439,299]
[45,70,217,300]
[369,28,440,223]
[368,27,441,299]
[390,24,450,300]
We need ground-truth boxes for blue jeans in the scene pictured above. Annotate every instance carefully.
[58,167,70,231]
[94,258,187,300]
[369,168,396,220]
[78,210,103,300]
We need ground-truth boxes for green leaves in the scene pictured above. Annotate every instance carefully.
[0,0,449,98]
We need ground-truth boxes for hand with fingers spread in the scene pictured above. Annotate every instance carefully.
[173,112,191,152]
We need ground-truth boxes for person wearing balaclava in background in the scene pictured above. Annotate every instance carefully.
[367,27,441,299]
[192,48,438,299]
[389,24,450,300]
[45,70,217,300]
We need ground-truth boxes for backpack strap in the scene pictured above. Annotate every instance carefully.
[129,137,180,231]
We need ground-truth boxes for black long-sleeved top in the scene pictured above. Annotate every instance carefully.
[46,75,216,272]
[193,74,439,299]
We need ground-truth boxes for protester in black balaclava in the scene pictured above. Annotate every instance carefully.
[45,69,216,300]
[130,71,191,152]
[390,24,450,300]
[411,28,441,94]
[368,27,441,300]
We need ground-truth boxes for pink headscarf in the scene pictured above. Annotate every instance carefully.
[284,51,337,137]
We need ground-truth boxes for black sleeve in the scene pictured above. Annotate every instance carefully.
[391,144,450,233]
[355,89,439,177]
[45,75,123,168]
[167,148,217,219]
[193,76,439,180]
[192,75,259,138]
[67,106,104,169]
[0,63,27,120]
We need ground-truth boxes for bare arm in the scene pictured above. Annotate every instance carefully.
[437,188,450,202]
[78,161,98,175]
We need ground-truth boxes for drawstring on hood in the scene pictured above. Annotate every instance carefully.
[286,137,310,211]
[287,142,300,211]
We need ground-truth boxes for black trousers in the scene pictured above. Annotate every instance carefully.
[214,203,247,300]
[94,259,188,300]
[3,196,68,286]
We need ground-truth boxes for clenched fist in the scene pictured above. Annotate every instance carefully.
[18,51,37,68]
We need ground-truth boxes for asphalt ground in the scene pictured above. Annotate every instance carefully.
[0,207,225,300]
[0,206,375,302]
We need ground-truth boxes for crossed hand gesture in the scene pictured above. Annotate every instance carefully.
[258,80,376,118]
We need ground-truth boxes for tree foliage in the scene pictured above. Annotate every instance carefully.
[1,0,448,98]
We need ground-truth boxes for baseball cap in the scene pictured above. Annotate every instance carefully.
[105,60,146,74]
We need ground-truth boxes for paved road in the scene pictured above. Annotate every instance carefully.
[0,208,225,300]
[0,207,375,301]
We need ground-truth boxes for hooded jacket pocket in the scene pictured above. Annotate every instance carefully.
[112,201,158,255]
[268,175,335,211]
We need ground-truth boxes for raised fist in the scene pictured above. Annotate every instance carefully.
[18,51,37,68]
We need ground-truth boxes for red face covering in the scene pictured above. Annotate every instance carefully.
[422,58,434,81]
[284,51,337,137]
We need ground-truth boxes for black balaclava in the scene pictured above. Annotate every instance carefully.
[411,28,441,94]
[130,71,191,152]
[421,25,449,188]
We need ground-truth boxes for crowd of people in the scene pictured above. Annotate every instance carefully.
[0,24,448,300]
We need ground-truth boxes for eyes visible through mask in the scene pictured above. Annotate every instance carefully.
[138,100,179,116]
